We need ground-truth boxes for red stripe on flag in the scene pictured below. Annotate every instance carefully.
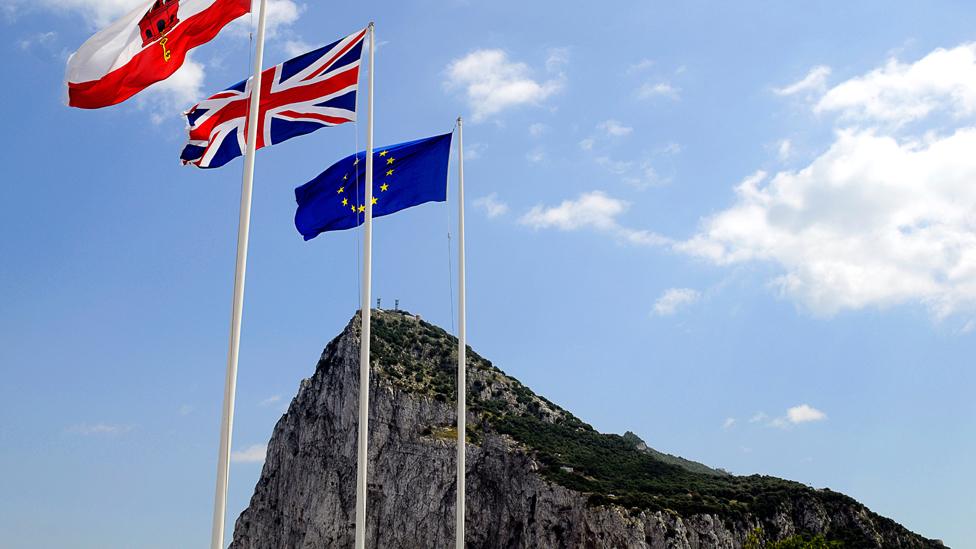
[277,111,352,125]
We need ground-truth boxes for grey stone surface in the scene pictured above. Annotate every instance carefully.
[230,311,944,549]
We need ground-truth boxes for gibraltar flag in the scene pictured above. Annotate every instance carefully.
[66,0,249,109]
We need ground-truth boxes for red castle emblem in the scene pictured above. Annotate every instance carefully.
[139,0,181,48]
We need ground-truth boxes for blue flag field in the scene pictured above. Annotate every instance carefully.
[294,132,453,240]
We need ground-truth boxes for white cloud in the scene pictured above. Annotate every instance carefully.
[624,160,667,189]
[774,65,831,96]
[579,123,676,189]
[68,423,131,436]
[283,39,312,57]
[474,193,509,218]
[463,143,484,161]
[18,31,57,51]
[722,417,736,429]
[679,129,976,317]
[525,149,545,163]
[657,142,682,155]
[231,443,267,463]
[521,191,627,232]
[26,0,145,28]
[528,123,548,137]
[638,81,679,100]
[232,0,303,38]
[777,139,792,161]
[520,191,670,247]
[259,395,281,407]
[445,49,564,122]
[593,156,667,189]
[599,119,633,137]
[786,404,827,423]
[178,404,194,416]
[628,58,655,74]
[752,405,826,429]
[263,0,302,36]
[361,39,389,56]
[595,156,632,175]
[545,47,570,72]
[816,44,976,124]
[2,3,19,21]
[653,288,701,316]
[681,43,976,318]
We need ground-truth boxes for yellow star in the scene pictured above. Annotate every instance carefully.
[358,204,365,213]
[379,150,388,157]
[386,169,394,176]
[353,158,359,165]
[371,197,378,205]
[342,197,348,206]
[343,174,348,181]
[386,157,395,165]
[337,186,344,194]
[380,183,389,192]
[350,204,356,212]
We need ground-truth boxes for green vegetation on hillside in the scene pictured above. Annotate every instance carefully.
[360,310,915,547]
[745,528,845,549]
[494,411,804,515]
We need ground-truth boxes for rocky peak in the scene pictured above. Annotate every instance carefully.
[230,309,946,548]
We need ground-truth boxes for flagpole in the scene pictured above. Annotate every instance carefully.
[209,0,267,547]
[455,115,467,549]
[354,21,375,549]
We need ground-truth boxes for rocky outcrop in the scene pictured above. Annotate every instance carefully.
[230,310,944,548]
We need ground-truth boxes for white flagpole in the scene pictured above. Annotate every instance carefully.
[354,21,376,549]
[209,0,268,547]
[455,116,467,549]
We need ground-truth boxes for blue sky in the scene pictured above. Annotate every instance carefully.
[2,1,975,547]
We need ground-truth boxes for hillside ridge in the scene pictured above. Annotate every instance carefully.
[230,309,946,548]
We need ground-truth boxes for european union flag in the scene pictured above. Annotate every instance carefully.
[295,132,453,240]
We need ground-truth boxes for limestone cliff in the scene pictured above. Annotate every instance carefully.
[230,310,944,548]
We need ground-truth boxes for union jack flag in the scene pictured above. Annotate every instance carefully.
[180,28,366,169]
